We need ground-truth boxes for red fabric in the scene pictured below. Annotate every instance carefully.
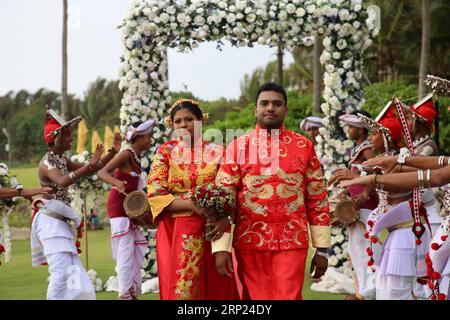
[156,213,238,300]
[235,248,308,300]
[44,117,62,144]
[379,116,403,147]
[411,98,435,127]
[106,169,140,218]
[347,167,378,210]
[217,125,329,251]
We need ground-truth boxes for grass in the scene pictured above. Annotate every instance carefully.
[2,167,345,300]
[0,229,345,300]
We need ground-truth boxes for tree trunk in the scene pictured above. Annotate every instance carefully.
[61,0,69,120]
[277,42,283,86]
[312,35,322,116]
[418,0,431,98]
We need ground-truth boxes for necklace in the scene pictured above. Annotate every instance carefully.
[413,135,431,149]
[126,147,142,167]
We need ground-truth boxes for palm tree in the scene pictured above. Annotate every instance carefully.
[418,0,431,98]
[61,0,69,120]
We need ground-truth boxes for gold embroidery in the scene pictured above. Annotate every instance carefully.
[238,216,273,247]
[176,235,205,300]
[216,170,241,186]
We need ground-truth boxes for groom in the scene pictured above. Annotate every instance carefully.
[213,82,331,300]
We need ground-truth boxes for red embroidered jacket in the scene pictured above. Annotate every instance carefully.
[216,125,330,251]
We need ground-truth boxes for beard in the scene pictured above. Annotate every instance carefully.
[257,116,284,130]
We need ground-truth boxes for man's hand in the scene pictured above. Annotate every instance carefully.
[215,251,233,277]
[310,248,328,279]
[206,216,230,241]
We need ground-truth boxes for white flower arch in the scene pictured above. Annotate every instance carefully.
[118,0,378,176]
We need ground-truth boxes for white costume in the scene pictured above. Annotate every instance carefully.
[107,120,154,300]
[429,215,450,299]
[368,200,431,300]
[347,209,382,299]
[31,198,95,300]
[110,217,147,299]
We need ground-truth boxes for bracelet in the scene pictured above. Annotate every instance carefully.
[438,156,445,168]
[87,163,94,171]
[98,159,104,168]
[417,170,424,189]
[69,172,77,182]
[426,169,431,190]
[397,147,410,164]
[227,215,233,225]
[448,157,450,166]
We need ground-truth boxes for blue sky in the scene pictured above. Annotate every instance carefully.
[0,0,293,101]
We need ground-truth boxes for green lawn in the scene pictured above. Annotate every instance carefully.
[0,228,345,300]
[10,167,39,188]
[2,167,345,300]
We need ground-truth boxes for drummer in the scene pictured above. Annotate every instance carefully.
[97,119,156,300]
[329,111,380,300]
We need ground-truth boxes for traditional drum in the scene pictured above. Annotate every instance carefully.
[123,190,156,229]
[334,199,360,226]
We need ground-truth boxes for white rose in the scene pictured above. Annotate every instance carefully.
[335,234,345,243]
[296,8,306,17]
[337,39,347,50]
[246,13,256,23]
[218,1,226,9]
[139,72,148,81]
[226,13,236,24]
[332,52,341,59]
[286,4,296,14]
[328,255,339,267]
[150,72,158,80]
[194,15,205,26]
[278,10,288,21]
[160,13,170,24]
[339,9,350,21]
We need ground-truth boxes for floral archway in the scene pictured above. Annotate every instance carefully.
[118,0,378,177]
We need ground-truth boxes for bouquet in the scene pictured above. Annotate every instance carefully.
[0,163,20,265]
[191,183,236,241]
[0,163,21,209]
[69,151,110,215]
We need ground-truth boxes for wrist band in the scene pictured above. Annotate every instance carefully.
[69,172,77,182]
[448,157,450,166]
[426,169,431,189]
[417,170,424,190]
[438,156,445,168]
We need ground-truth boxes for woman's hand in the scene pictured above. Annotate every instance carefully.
[113,180,127,195]
[338,174,375,188]
[112,132,122,153]
[363,155,398,173]
[191,204,212,220]
[206,216,230,241]
[89,144,105,169]
[328,168,360,186]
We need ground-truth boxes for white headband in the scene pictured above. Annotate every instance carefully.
[300,116,323,131]
[338,114,365,128]
[126,119,156,142]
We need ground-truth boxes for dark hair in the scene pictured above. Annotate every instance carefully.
[170,100,203,123]
[255,82,287,106]
[351,110,371,135]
